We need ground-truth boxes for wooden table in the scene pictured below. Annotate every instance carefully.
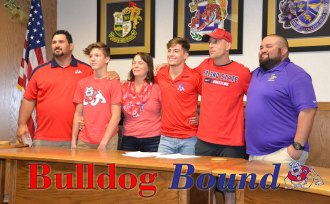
[212,160,330,204]
[0,147,246,204]
[0,143,28,203]
[0,144,28,149]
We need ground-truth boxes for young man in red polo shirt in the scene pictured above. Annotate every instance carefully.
[16,30,93,147]
[155,37,201,155]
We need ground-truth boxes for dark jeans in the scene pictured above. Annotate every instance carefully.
[195,139,247,159]
[195,139,247,192]
[121,135,160,152]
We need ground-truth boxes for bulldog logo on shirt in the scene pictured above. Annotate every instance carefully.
[83,86,106,106]
[177,83,186,92]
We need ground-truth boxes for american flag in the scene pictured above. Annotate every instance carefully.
[17,0,46,139]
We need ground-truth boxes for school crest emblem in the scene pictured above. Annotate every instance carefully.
[278,0,330,34]
[188,0,228,41]
[268,74,277,81]
[113,12,132,38]
[109,2,142,43]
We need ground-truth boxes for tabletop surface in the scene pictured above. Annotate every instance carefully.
[0,147,246,173]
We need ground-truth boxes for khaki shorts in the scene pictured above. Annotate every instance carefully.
[33,140,71,148]
[77,134,118,150]
[249,147,308,164]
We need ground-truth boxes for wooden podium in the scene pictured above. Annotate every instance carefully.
[1,147,329,204]
[0,147,245,204]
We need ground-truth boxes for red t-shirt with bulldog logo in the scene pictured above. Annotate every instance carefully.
[73,76,122,144]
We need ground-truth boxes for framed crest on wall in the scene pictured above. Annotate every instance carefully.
[263,0,330,52]
[173,0,244,55]
[97,0,155,59]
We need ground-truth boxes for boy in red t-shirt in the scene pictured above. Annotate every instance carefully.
[72,42,122,151]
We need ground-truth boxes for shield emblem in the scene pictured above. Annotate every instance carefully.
[113,12,132,37]
[295,0,322,26]
[295,0,308,16]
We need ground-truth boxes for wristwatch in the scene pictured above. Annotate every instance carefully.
[292,142,305,150]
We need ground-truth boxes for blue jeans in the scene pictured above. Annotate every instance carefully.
[121,135,160,152]
[157,135,197,155]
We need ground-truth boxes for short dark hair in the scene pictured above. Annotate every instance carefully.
[52,30,73,43]
[128,52,154,83]
[167,37,190,52]
[266,34,289,48]
[83,42,110,58]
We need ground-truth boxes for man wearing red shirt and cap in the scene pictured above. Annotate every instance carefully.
[194,28,251,204]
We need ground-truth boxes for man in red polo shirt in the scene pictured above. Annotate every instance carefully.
[16,30,93,147]
[155,37,201,155]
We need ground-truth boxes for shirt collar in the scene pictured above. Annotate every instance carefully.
[181,63,193,77]
[51,55,78,68]
[160,63,191,78]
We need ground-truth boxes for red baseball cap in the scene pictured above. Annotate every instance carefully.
[202,28,232,43]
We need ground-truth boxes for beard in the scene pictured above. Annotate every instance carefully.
[53,48,64,57]
[53,52,64,57]
[259,53,282,71]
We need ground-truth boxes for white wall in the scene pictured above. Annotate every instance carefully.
[58,0,330,101]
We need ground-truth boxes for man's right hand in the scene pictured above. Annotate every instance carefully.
[78,117,85,130]
[71,143,77,149]
[16,124,29,144]
[16,98,36,144]
[106,71,120,80]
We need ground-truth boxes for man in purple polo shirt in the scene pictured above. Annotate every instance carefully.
[245,34,317,164]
